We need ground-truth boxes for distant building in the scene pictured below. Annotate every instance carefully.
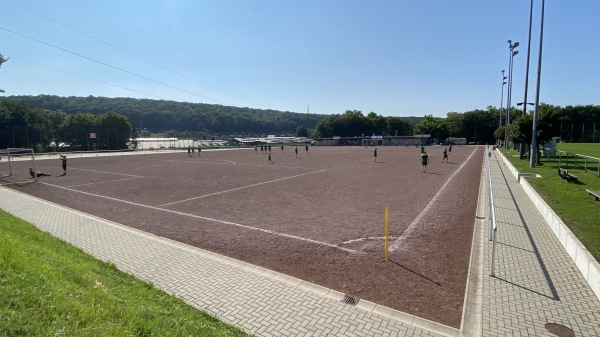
[313,135,432,146]
[233,136,313,145]
[445,137,467,145]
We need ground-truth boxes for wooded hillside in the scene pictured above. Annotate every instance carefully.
[1,95,328,136]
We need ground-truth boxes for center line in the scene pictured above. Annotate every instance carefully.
[158,169,330,207]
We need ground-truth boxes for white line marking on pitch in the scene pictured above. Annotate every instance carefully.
[71,168,144,178]
[39,182,359,254]
[389,148,478,252]
[158,169,331,207]
[148,158,311,170]
[67,177,141,188]
[339,236,400,245]
[149,159,234,166]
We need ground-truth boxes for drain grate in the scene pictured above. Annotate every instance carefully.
[343,294,359,306]
[545,323,575,337]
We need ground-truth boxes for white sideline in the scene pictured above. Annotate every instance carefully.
[390,148,478,252]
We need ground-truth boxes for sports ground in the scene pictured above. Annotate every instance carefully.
[2,145,483,327]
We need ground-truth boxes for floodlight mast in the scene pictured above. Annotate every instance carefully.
[505,40,519,149]
[530,0,546,168]
[499,70,507,133]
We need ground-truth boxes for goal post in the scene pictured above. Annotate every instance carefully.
[0,148,37,185]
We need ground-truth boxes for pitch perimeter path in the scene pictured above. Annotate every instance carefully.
[480,150,600,337]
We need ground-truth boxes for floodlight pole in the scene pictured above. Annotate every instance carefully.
[521,0,534,160]
[530,0,545,168]
[505,41,519,149]
[500,70,507,131]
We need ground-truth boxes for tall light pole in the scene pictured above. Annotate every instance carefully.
[500,70,507,133]
[521,0,534,160]
[505,40,519,149]
[530,0,545,168]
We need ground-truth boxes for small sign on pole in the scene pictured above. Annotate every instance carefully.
[89,133,97,139]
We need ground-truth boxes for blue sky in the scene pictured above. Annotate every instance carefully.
[1,0,599,118]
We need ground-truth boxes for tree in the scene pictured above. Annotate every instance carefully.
[99,111,133,149]
[367,112,387,135]
[63,113,99,151]
[415,115,445,142]
[445,112,464,138]
[0,95,330,136]
[506,113,533,157]
[493,125,505,142]
[462,108,498,144]
[293,125,308,137]
[313,110,374,138]
[386,117,413,137]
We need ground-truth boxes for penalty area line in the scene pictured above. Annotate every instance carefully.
[39,182,359,255]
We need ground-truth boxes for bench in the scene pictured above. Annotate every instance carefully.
[558,167,578,183]
[587,189,600,201]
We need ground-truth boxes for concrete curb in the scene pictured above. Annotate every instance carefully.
[497,150,600,301]
[457,154,486,337]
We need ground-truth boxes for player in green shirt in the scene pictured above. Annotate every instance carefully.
[421,151,429,173]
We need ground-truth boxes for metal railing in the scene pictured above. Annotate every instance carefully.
[556,150,600,177]
[487,148,499,277]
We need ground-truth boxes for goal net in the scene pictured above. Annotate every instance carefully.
[0,148,37,186]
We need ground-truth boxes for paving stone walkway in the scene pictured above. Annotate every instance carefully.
[482,150,600,337]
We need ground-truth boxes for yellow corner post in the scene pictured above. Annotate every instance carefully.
[385,206,389,260]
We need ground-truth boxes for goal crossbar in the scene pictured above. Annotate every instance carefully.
[0,148,37,184]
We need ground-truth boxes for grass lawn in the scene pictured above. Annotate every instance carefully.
[557,143,600,158]
[0,210,252,337]
[500,148,600,261]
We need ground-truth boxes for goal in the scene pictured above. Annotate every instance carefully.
[0,148,37,185]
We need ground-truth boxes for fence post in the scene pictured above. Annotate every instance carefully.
[585,157,588,173]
